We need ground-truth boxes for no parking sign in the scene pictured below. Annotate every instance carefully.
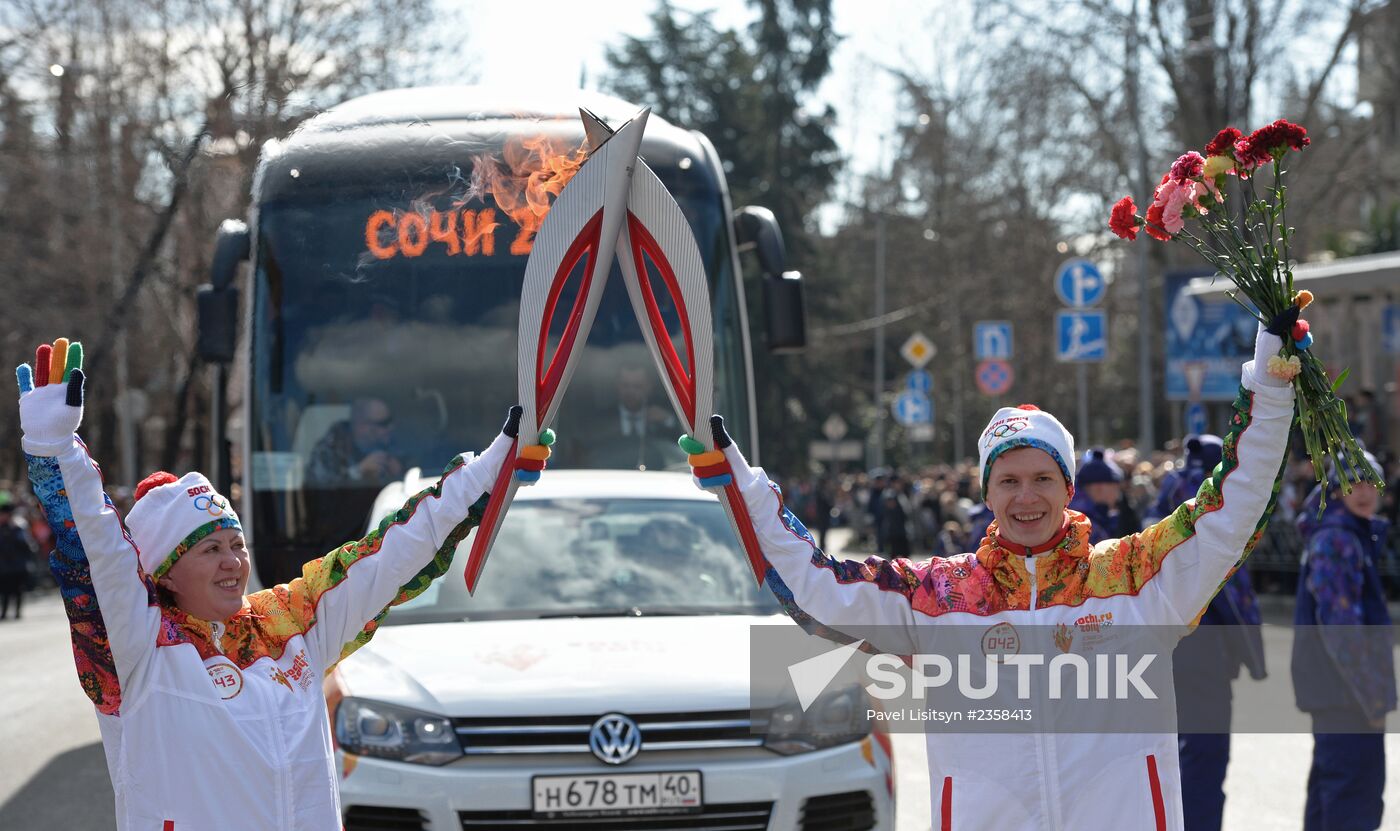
[976,359,1014,396]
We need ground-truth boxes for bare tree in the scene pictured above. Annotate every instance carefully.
[0,0,454,484]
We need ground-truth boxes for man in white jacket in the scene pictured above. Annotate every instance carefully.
[690,321,1298,831]
[18,337,549,831]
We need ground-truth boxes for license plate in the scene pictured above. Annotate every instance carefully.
[532,770,702,818]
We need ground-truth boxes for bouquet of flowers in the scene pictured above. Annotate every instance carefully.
[1109,120,1383,498]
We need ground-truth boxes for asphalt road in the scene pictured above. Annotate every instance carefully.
[3,590,1398,830]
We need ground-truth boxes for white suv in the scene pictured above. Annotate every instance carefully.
[328,470,895,830]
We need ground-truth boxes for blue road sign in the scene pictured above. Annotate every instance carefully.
[905,369,933,395]
[1186,402,1208,436]
[1385,304,1400,355]
[892,391,933,425]
[974,321,1014,360]
[1164,271,1257,400]
[1054,259,1106,308]
[975,359,1014,396]
[1056,310,1107,362]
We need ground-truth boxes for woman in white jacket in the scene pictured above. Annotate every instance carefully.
[18,337,548,831]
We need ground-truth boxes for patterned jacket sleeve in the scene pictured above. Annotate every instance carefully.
[727,451,926,657]
[257,439,509,672]
[1304,528,1395,721]
[26,439,161,715]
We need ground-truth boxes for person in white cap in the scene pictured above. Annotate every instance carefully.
[16,337,550,831]
[688,312,1303,831]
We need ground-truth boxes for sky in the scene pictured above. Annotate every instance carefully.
[457,0,934,209]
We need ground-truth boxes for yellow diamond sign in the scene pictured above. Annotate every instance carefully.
[900,332,936,368]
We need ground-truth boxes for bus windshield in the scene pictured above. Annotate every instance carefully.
[246,149,752,583]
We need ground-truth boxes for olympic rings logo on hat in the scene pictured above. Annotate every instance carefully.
[983,420,1029,447]
[193,495,227,517]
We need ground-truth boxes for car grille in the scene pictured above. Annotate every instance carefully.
[344,804,429,831]
[799,790,876,831]
[458,800,773,830]
[453,710,764,756]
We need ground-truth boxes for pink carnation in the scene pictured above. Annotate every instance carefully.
[1169,151,1205,184]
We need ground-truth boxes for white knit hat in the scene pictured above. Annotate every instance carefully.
[977,405,1076,498]
[126,471,242,580]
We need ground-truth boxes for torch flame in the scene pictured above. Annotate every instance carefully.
[466,134,589,255]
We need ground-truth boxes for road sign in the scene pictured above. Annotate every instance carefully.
[975,359,1014,396]
[1056,309,1107,362]
[1185,402,1208,436]
[821,414,848,441]
[1054,259,1106,308]
[810,440,863,461]
[892,391,932,425]
[905,369,933,395]
[1385,304,1400,355]
[1164,271,1257,401]
[974,321,1013,360]
[900,332,936,367]
[909,424,935,442]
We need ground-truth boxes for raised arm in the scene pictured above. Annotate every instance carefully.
[688,417,922,656]
[256,407,545,671]
[19,339,161,714]
[1099,325,1294,625]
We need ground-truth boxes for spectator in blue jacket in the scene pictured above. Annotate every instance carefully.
[1293,451,1395,831]
[1068,448,1140,544]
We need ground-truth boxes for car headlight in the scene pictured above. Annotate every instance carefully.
[763,684,872,755]
[334,697,460,765]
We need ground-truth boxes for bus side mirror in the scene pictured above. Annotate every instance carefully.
[199,219,249,363]
[734,206,806,352]
[763,271,806,353]
[733,206,786,277]
[197,285,240,363]
[211,219,249,291]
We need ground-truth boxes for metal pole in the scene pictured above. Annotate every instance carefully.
[210,364,226,491]
[873,216,887,469]
[1077,363,1089,445]
[1129,0,1156,452]
[950,271,966,460]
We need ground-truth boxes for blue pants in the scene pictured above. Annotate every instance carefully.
[1305,730,1385,831]
[1179,732,1230,831]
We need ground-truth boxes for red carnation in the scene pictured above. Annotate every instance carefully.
[1239,119,1310,169]
[1143,202,1172,241]
[1109,196,1139,240]
[1204,127,1242,157]
[1169,151,1205,184]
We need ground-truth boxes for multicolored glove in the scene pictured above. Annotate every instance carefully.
[497,405,554,487]
[17,338,85,456]
[681,415,761,494]
[1258,304,1306,386]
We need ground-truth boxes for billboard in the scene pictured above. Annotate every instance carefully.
[1164,270,1258,401]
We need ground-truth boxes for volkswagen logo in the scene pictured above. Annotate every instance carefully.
[588,713,641,765]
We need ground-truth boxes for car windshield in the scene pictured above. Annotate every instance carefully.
[384,497,781,623]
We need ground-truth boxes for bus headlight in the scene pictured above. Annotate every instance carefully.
[335,697,460,765]
[763,684,872,755]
